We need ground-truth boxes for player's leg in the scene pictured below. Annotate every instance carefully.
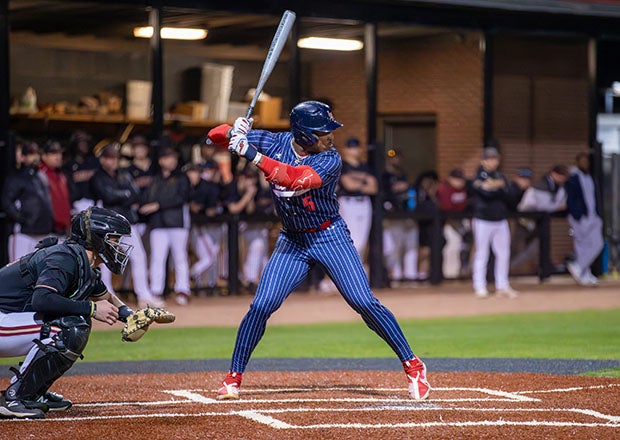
[218,233,310,400]
[190,226,216,283]
[442,223,462,279]
[383,221,403,281]
[128,223,156,306]
[576,216,604,281]
[10,233,39,261]
[491,219,515,294]
[403,220,420,280]
[242,225,269,288]
[169,227,191,304]
[1,315,88,418]
[314,220,430,399]
[149,228,170,297]
[472,218,492,296]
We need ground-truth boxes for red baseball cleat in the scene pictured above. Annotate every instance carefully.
[403,358,431,400]
[217,372,242,400]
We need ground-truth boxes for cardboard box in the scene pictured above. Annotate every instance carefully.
[174,101,208,120]
[255,97,282,123]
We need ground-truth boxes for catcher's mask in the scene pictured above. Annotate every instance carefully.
[71,206,133,274]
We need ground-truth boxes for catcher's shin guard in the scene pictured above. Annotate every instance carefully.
[5,316,91,402]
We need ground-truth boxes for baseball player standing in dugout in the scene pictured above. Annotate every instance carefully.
[0,207,148,419]
[207,100,430,401]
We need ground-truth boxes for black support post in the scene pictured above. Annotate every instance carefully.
[0,0,10,266]
[227,215,240,295]
[289,19,300,106]
[365,23,386,289]
[149,6,164,141]
[482,31,494,147]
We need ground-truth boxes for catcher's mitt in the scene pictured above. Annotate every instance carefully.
[121,306,176,342]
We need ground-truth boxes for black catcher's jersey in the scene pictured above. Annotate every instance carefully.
[0,241,106,314]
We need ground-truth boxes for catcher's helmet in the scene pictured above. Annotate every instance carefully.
[289,101,342,147]
[70,206,133,274]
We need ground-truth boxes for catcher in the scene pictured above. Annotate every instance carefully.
[0,207,174,419]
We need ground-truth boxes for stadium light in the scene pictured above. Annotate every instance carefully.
[133,27,208,40]
[297,37,363,51]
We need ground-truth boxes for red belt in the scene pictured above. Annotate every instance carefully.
[288,219,333,233]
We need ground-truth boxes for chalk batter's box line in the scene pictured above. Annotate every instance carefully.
[4,385,619,428]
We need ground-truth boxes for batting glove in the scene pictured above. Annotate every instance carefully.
[232,117,253,135]
[229,133,260,164]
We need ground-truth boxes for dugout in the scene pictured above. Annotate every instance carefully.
[1,1,619,290]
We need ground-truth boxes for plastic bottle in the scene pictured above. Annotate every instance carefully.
[406,188,417,211]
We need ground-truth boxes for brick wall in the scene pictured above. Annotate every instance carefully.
[493,35,590,265]
[308,32,484,178]
[308,32,591,271]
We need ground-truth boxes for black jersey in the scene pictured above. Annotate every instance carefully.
[0,241,106,315]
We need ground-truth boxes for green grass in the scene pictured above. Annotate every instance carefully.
[1,309,617,365]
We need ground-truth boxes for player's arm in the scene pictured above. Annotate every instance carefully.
[208,123,322,191]
[87,274,135,324]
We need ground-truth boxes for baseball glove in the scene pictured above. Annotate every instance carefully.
[121,306,176,342]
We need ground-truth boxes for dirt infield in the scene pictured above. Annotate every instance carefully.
[2,371,619,439]
[3,277,618,438]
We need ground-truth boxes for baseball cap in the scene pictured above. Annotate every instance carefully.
[22,142,40,155]
[94,140,121,159]
[551,164,569,176]
[346,137,360,148]
[449,168,465,179]
[158,146,179,158]
[517,168,533,178]
[182,163,201,173]
[42,140,64,154]
[130,135,149,147]
[481,147,500,159]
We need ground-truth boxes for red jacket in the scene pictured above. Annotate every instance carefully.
[436,181,468,212]
[40,164,72,233]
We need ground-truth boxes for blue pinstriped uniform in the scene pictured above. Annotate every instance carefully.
[228,130,416,373]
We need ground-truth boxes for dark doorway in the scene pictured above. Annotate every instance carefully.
[380,114,437,181]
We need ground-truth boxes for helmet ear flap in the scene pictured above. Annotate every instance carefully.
[291,125,318,147]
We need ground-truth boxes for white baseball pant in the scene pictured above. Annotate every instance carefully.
[339,196,372,258]
[0,311,59,358]
[442,224,463,279]
[568,214,604,277]
[241,223,269,284]
[8,233,47,262]
[472,218,511,291]
[383,218,419,280]
[190,224,225,286]
[149,227,190,296]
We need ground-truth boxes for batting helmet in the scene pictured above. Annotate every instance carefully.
[289,101,342,147]
[70,206,133,274]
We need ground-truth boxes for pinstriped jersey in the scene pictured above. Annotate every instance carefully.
[246,130,342,231]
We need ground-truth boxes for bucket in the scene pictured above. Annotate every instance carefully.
[126,80,152,119]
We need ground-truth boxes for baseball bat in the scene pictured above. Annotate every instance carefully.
[245,10,296,119]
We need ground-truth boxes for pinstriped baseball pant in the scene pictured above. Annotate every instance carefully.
[229,219,416,373]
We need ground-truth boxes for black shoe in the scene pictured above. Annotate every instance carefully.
[0,396,45,419]
[38,391,72,411]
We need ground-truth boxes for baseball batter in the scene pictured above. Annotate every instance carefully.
[207,101,430,401]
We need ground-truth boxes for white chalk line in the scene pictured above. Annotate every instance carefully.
[5,385,617,430]
[515,383,620,394]
[164,386,539,402]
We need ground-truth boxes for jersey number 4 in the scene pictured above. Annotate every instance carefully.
[302,195,316,212]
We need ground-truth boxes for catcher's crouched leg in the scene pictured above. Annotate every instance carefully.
[4,315,91,411]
